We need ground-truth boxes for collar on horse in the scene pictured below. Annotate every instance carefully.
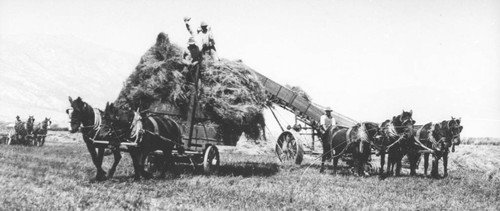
[129,111,144,143]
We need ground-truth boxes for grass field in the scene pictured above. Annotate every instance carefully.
[0,132,499,210]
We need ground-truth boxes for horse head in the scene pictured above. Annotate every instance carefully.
[67,96,92,133]
[363,122,382,143]
[428,123,449,152]
[444,117,463,152]
[101,102,137,142]
[103,102,135,129]
[27,115,35,127]
[392,110,416,136]
[43,117,52,130]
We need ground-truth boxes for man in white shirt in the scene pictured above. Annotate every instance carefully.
[320,107,336,134]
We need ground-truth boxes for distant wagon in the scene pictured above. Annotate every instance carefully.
[6,122,38,146]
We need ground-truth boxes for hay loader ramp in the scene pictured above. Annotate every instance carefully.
[252,71,358,165]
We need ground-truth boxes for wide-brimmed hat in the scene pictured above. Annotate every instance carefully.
[324,107,333,112]
[200,21,208,27]
[187,37,196,45]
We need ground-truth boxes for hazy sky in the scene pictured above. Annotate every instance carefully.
[1,0,499,137]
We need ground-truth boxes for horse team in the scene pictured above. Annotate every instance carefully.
[10,116,52,146]
[320,110,463,178]
[67,96,463,181]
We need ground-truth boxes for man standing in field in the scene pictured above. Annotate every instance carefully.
[320,107,337,142]
[320,107,336,133]
[184,17,218,61]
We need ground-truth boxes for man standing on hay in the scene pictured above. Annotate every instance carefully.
[184,17,218,61]
[182,37,203,83]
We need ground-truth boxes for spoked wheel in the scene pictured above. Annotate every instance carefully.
[275,131,304,165]
[203,145,220,175]
[144,152,161,174]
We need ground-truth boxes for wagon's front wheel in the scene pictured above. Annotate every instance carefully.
[276,131,304,165]
[203,145,220,175]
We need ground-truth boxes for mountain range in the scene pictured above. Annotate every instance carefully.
[0,34,138,126]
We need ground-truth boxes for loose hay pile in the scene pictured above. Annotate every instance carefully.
[115,33,267,143]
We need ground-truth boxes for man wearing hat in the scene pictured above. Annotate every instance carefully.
[320,107,336,134]
[182,37,203,83]
[184,17,218,60]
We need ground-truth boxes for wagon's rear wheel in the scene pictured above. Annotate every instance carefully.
[203,145,220,175]
[276,131,304,165]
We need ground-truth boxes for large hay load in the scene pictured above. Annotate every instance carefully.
[114,33,267,145]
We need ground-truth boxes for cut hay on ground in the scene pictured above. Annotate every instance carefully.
[115,32,267,141]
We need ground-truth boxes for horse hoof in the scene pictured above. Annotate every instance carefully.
[143,172,153,180]
[96,175,107,181]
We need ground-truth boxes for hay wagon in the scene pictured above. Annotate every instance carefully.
[144,68,360,170]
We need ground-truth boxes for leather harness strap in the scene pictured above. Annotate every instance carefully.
[148,116,160,135]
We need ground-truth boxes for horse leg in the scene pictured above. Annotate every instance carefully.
[96,147,107,181]
[443,152,449,178]
[423,153,429,176]
[431,155,439,178]
[379,152,385,176]
[128,148,141,181]
[107,149,122,179]
[395,153,403,177]
[161,147,175,179]
[320,152,327,173]
[333,157,339,175]
[387,153,393,176]
[85,142,107,181]
[408,151,418,176]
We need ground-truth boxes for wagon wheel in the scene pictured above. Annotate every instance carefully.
[144,153,160,174]
[275,131,304,165]
[203,145,220,175]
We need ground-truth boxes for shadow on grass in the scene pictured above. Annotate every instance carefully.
[174,162,280,177]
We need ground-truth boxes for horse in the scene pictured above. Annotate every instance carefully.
[372,110,415,177]
[408,117,463,178]
[66,96,122,181]
[320,122,381,176]
[100,102,184,180]
[26,116,35,135]
[33,117,52,146]
[14,118,27,142]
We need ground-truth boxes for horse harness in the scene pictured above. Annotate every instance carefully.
[328,123,371,158]
[131,114,183,147]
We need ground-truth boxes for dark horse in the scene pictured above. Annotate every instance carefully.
[372,110,415,177]
[33,117,51,146]
[100,103,184,180]
[26,116,35,135]
[14,117,27,143]
[320,122,381,176]
[67,96,122,181]
[408,117,463,178]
